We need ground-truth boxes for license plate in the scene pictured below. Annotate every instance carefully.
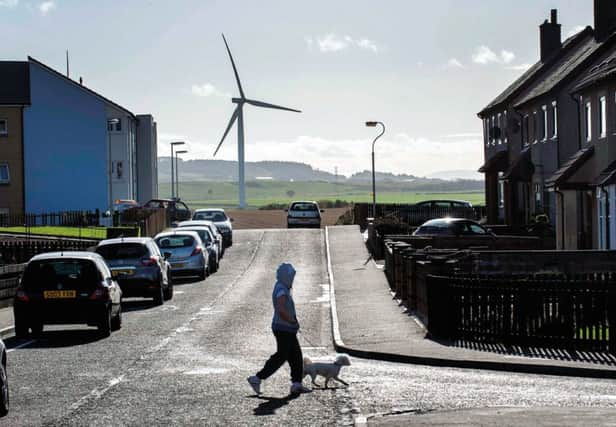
[112,269,134,277]
[44,290,76,299]
[172,263,185,268]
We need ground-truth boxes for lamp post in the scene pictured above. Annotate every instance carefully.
[175,150,188,199]
[170,141,185,199]
[107,118,120,214]
[365,121,386,218]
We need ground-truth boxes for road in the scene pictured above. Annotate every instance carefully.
[3,229,616,426]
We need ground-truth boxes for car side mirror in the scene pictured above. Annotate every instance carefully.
[320,209,324,213]
[284,209,288,212]
[230,218,234,222]
[163,252,172,260]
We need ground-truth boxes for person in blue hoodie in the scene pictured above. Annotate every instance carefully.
[247,263,310,395]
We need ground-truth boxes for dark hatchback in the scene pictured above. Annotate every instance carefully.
[14,252,122,337]
[95,237,173,305]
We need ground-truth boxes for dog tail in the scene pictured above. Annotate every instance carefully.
[303,356,312,366]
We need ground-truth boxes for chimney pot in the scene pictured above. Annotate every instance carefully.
[540,9,562,61]
[551,9,557,24]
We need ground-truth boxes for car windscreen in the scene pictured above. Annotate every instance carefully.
[193,211,227,222]
[290,203,318,211]
[156,235,196,249]
[22,259,101,291]
[96,243,149,260]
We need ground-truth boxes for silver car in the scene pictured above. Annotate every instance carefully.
[173,226,220,273]
[192,209,233,247]
[177,220,225,257]
[286,201,323,228]
[154,231,209,280]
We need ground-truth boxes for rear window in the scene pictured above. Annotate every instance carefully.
[96,243,149,260]
[156,235,195,249]
[193,211,227,222]
[290,203,318,211]
[22,259,101,291]
[182,229,211,244]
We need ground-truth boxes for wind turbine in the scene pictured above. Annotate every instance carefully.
[213,34,301,208]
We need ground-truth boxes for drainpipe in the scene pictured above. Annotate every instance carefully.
[554,189,565,249]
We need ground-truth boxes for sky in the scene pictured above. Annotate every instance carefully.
[0,0,594,178]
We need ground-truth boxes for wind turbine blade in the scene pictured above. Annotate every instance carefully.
[245,98,302,113]
[222,34,245,99]
[213,107,240,157]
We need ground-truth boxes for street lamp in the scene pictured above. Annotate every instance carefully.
[175,150,188,199]
[170,141,185,199]
[107,118,120,214]
[365,121,386,218]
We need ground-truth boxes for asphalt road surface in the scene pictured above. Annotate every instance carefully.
[4,229,616,426]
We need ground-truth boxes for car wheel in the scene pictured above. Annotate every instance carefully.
[198,266,207,281]
[98,307,112,337]
[153,280,164,306]
[14,314,27,339]
[0,359,8,417]
[163,279,174,301]
[110,304,122,331]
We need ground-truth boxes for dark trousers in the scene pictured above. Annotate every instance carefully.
[257,330,303,383]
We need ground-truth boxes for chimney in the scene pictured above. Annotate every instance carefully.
[594,0,616,41]
[79,76,83,85]
[540,9,562,61]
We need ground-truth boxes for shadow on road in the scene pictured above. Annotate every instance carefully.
[121,299,159,313]
[5,329,106,349]
[252,394,299,416]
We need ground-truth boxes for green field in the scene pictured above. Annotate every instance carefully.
[162,181,485,209]
[0,226,109,239]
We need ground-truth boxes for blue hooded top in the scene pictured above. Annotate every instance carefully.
[271,263,298,333]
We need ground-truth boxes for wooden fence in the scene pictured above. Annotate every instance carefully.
[427,273,616,352]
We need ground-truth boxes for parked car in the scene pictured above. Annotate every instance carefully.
[413,218,494,237]
[0,338,7,417]
[414,199,473,209]
[286,201,323,228]
[192,209,233,247]
[172,226,220,273]
[14,252,122,337]
[176,220,225,258]
[112,199,139,213]
[154,231,209,280]
[95,237,173,305]
[143,198,192,223]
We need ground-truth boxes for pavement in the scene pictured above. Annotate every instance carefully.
[325,225,616,380]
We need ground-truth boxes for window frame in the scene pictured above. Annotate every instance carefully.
[541,105,548,141]
[599,95,607,139]
[497,113,502,144]
[585,101,592,142]
[0,163,10,184]
[0,119,7,136]
[552,101,558,138]
[532,111,538,143]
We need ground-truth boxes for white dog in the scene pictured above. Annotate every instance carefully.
[303,354,351,388]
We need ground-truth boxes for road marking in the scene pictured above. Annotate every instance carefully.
[354,415,368,426]
[68,375,125,412]
[7,339,36,353]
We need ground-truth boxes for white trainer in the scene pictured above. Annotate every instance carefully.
[290,382,311,394]
[247,376,261,394]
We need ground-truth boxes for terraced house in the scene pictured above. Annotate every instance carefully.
[479,0,616,250]
[0,57,158,215]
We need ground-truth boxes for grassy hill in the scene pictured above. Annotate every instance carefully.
[162,180,485,209]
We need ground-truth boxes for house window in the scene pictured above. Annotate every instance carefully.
[485,119,490,147]
[534,183,542,212]
[0,163,9,184]
[585,101,592,142]
[600,96,607,139]
[107,118,122,132]
[523,115,530,145]
[491,116,495,145]
[533,111,538,143]
[498,172,505,208]
[504,110,508,143]
[541,105,548,141]
[497,113,502,144]
[552,101,558,138]
[0,119,7,136]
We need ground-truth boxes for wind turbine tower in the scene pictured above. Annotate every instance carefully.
[213,34,301,208]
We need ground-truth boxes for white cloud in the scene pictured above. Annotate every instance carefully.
[472,45,515,65]
[39,1,55,15]
[306,33,381,53]
[505,63,532,71]
[183,134,483,178]
[566,25,586,38]
[191,83,230,98]
[0,0,18,7]
[444,58,464,69]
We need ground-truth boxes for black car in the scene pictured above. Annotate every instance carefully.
[413,218,494,236]
[95,237,172,305]
[14,252,122,337]
[143,198,192,223]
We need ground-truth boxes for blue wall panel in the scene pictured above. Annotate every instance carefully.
[24,63,108,213]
